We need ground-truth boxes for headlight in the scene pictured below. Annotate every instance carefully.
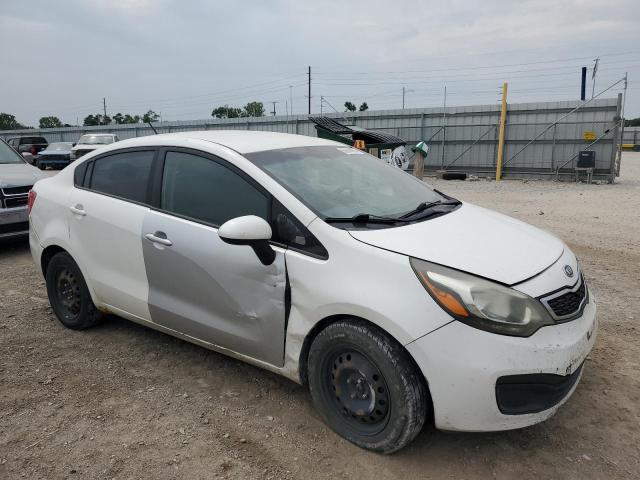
[410,258,554,337]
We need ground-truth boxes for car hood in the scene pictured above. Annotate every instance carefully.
[0,163,48,187]
[71,144,103,152]
[41,149,71,155]
[348,203,564,285]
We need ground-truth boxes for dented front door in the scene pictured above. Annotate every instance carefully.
[141,209,287,366]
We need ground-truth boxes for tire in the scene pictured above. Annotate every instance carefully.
[45,252,103,330]
[308,319,428,453]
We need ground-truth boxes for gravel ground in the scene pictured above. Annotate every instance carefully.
[1,153,639,479]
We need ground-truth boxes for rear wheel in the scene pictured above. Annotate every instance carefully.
[45,252,103,330]
[308,319,428,453]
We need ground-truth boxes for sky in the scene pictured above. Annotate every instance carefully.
[1,0,639,126]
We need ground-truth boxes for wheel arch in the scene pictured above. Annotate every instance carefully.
[41,244,67,277]
[40,244,102,309]
[298,315,433,413]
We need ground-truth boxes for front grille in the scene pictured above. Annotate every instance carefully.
[0,186,31,209]
[548,281,587,317]
[5,197,28,208]
[75,149,92,158]
[41,154,69,161]
[2,186,31,195]
[0,221,29,235]
[540,274,588,321]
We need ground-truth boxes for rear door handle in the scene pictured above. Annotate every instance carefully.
[69,205,86,216]
[145,232,173,247]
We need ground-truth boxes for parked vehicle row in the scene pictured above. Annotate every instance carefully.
[3,133,119,169]
[27,131,596,453]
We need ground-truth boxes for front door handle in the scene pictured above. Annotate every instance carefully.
[145,232,173,247]
[69,205,86,216]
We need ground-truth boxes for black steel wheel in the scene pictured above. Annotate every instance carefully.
[45,252,103,330]
[308,319,429,453]
[327,350,390,434]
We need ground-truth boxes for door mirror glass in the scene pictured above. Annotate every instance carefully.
[219,215,275,265]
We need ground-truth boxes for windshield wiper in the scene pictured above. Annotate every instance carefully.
[324,213,405,224]
[399,199,461,219]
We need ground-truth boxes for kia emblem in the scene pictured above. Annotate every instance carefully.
[563,265,574,278]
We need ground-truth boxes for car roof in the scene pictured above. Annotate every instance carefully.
[81,133,116,137]
[111,130,341,154]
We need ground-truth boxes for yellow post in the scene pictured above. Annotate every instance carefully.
[495,82,508,181]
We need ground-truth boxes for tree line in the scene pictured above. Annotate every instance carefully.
[1,99,372,131]
[0,110,161,129]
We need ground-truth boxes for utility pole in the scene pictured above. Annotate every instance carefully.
[103,97,107,124]
[402,87,414,110]
[591,57,599,99]
[271,101,279,116]
[308,66,311,114]
[496,82,509,181]
[580,67,587,101]
[289,85,294,116]
[440,86,447,168]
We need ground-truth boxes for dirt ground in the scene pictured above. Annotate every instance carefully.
[1,153,639,480]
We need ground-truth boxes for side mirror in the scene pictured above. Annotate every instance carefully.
[218,215,276,265]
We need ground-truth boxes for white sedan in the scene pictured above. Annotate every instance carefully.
[28,131,596,453]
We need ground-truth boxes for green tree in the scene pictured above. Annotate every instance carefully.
[212,106,244,118]
[83,114,111,126]
[359,102,369,112]
[113,113,141,124]
[344,101,357,112]
[625,117,640,127]
[142,110,160,123]
[243,101,265,117]
[39,116,63,128]
[0,113,26,130]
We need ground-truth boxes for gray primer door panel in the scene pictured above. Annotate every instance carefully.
[142,210,287,366]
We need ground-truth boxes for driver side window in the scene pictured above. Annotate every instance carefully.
[160,151,269,227]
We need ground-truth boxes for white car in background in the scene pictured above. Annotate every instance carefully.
[28,131,596,453]
[70,133,118,161]
[0,140,48,239]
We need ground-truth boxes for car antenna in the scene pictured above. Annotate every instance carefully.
[147,121,158,135]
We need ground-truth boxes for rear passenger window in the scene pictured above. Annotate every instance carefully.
[89,150,154,203]
[161,151,268,227]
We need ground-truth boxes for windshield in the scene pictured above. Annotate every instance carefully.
[45,142,73,151]
[245,146,445,219]
[78,135,114,145]
[0,141,26,164]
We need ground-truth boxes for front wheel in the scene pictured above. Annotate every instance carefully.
[45,252,103,330]
[308,320,429,453]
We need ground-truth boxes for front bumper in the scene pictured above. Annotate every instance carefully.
[406,292,597,432]
[0,206,29,239]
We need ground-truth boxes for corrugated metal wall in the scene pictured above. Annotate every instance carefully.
[623,127,640,145]
[1,97,621,180]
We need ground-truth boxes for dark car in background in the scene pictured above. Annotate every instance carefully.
[6,136,49,164]
[36,142,75,170]
[0,140,47,240]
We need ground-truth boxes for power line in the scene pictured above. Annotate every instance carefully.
[314,50,640,76]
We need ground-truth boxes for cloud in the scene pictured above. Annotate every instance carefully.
[0,0,638,126]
